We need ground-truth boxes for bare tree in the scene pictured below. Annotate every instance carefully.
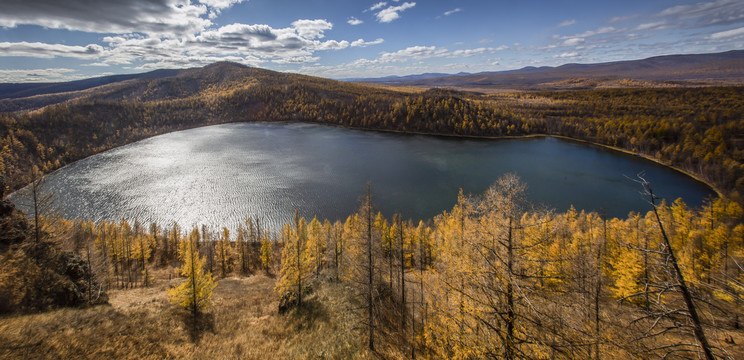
[625,175,715,360]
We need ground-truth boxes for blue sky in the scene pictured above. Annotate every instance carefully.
[0,0,743,82]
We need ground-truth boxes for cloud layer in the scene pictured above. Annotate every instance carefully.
[1,0,743,82]
[376,2,416,23]
[0,0,389,72]
[0,0,221,37]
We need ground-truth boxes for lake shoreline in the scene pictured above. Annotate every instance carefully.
[10,121,721,226]
[311,121,722,199]
[8,118,721,201]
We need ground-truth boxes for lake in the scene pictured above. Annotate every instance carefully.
[11,122,715,232]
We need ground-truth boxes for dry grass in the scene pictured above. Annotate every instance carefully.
[0,271,394,360]
[2,268,742,359]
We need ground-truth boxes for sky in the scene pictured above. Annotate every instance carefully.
[0,0,743,82]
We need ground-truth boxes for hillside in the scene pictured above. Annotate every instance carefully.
[0,268,394,359]
[1,60,744,206]
[0,62,399,113]
[357,50,744,91]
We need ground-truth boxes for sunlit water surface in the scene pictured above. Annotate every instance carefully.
[11,123,715,232]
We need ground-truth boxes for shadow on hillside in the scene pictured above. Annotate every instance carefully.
[178,310,215,343]
[285,297,330,331]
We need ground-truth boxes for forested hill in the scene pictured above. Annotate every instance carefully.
[1,61,744,209]
[0,62,391,113]
[358,50,744,91]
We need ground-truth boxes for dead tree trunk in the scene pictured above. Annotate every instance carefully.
[642,177,714,360]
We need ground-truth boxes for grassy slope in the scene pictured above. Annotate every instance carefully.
[3,270,743,359]
[0,270,402,360]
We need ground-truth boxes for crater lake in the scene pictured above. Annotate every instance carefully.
[11,122,716,232]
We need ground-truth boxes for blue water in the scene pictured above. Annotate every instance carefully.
[11,122,715,232]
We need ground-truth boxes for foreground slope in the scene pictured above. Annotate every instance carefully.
[0,273,390,359]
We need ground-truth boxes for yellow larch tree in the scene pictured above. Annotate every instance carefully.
[260,232,271,272]
[215,227,233,278]
[168,227,216,321]
[275,211,310,307]
[305,216,325,280]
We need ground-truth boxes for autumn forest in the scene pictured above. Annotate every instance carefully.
[2,62,744,359]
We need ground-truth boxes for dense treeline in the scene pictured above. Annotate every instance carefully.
[276,175,744,359]
[1,65,742,203]
[3,170,744,357]
[58,215,277,291]
[0,194,107,313]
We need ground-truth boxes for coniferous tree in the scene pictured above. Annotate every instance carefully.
[275,210,310,308]
[168,227,216,326]
[215,227,232,278]
[260,232,272,272]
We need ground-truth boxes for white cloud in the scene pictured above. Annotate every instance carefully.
[348,16,363,25]
[443,8,462,16]
[557,19,576,27]
[609,15,638,23]
[635,21,667,31]
[376,46,446,62]
[376,2,416,23]
[273,55,319,64]
[291,19,333,39]
[0,68,80,83]
[710,26,744,39]
[451,47,497,57]
[659,0,744,27]
[198,0,246,10]
[94,19,348,69]
[555,52,579,58]
[0,41,106,59]
[369,2,387,11]
[349,45,500,66]
[562,38,584,46]
[313,40,350,50]
[0,0,213,37]
[575,26,619,38]
[351,38,384,47]
[199,0,247,19]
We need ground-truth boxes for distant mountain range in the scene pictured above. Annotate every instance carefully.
[341,72,472,83]
[0,69,180,100]
[347,50,744,91]
[1,50,742,108]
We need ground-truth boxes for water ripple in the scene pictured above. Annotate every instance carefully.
[10,123,715,233]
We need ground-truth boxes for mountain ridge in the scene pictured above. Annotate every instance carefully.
[350,50,744,91]
[2,50,742,105]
